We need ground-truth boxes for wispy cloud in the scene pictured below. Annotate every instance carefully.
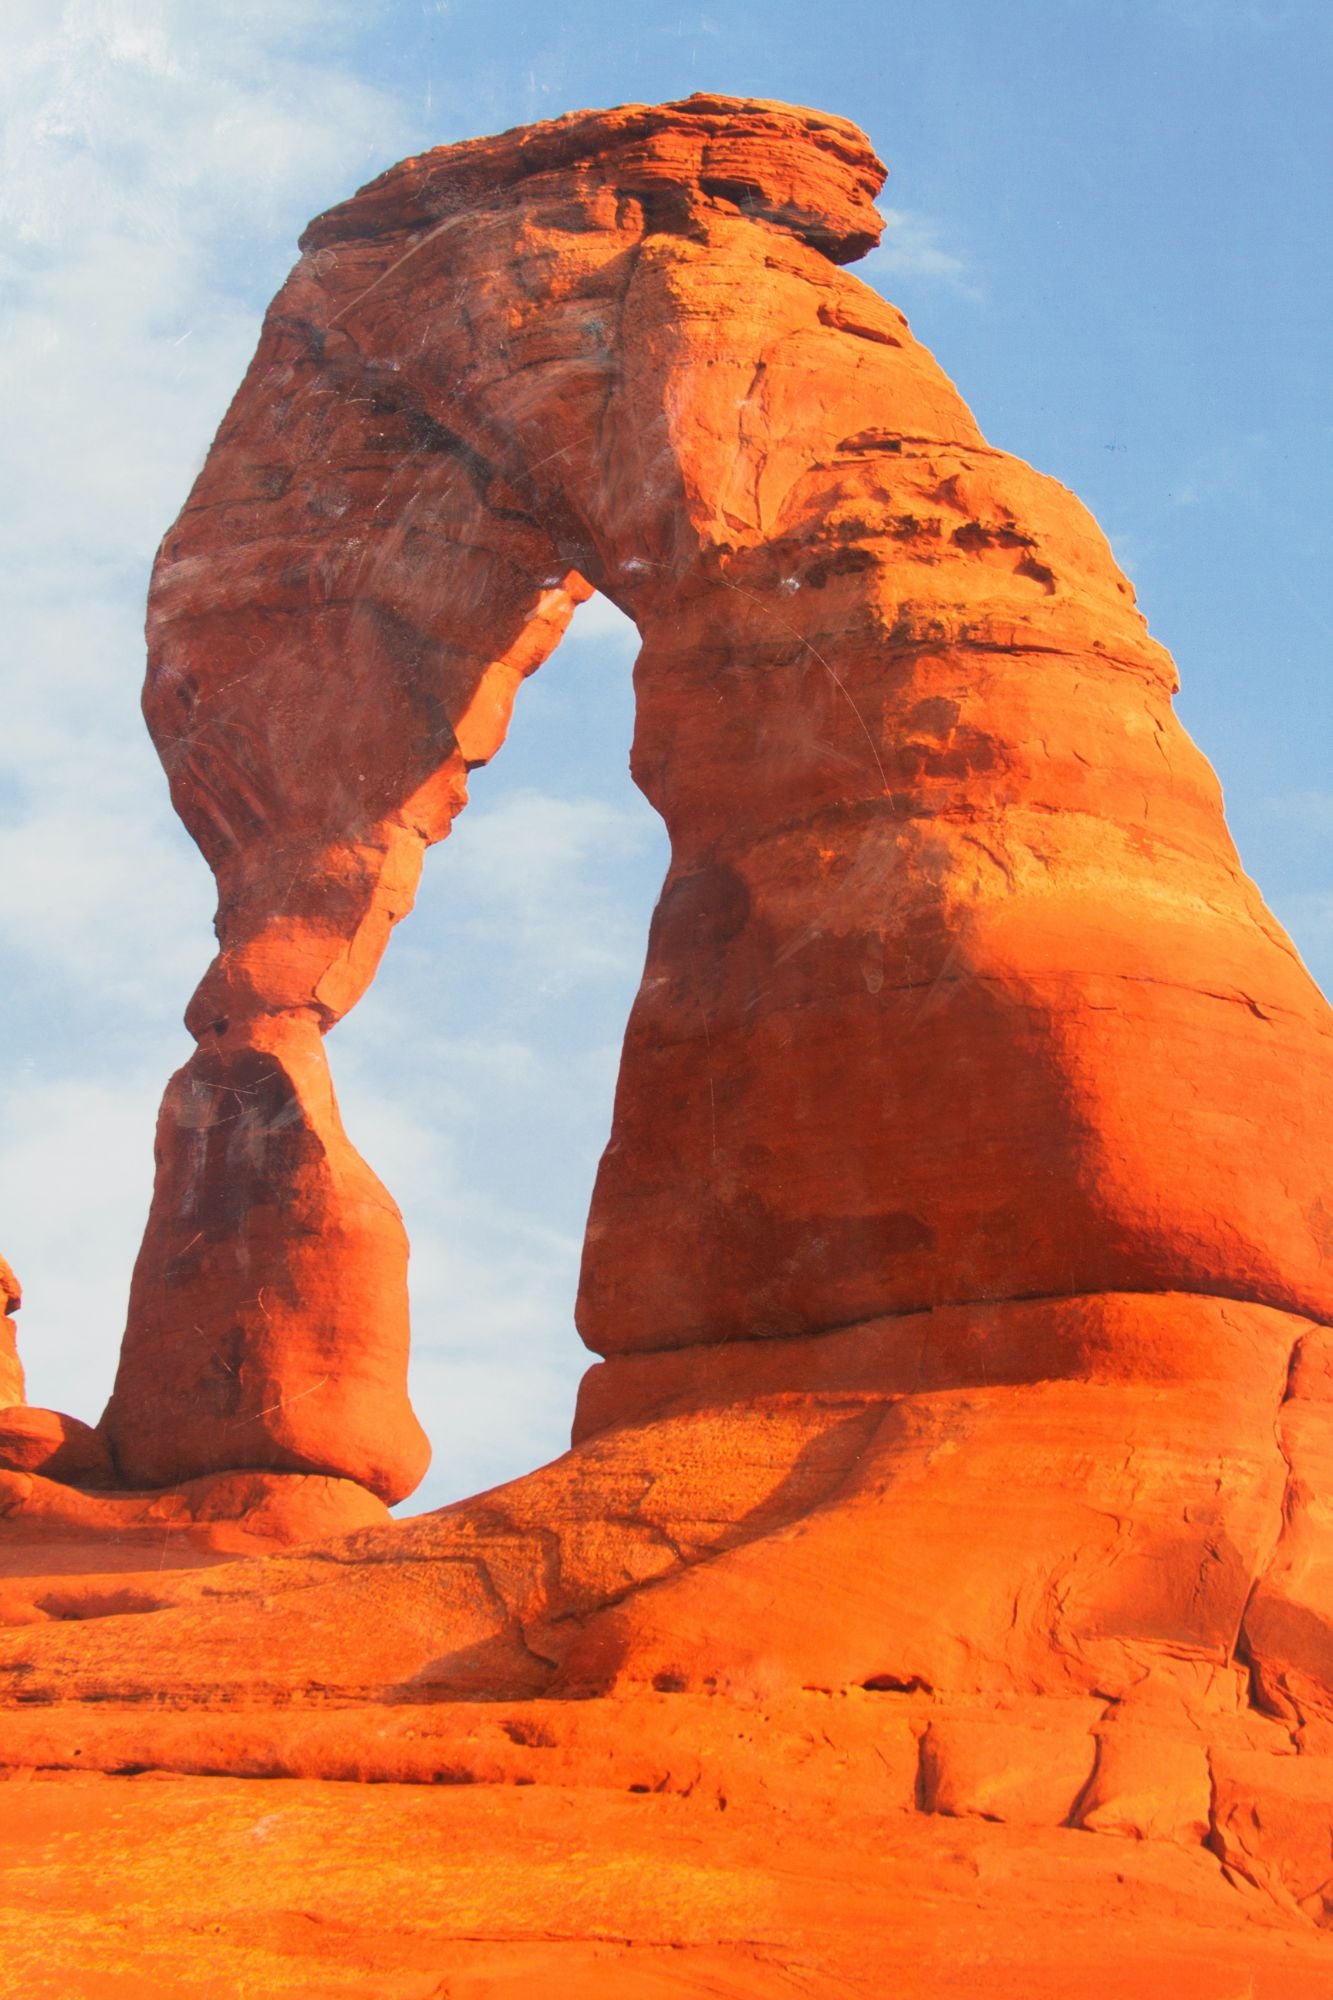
[1101,527,1151,584]
[860,208,981,301]
[329,750,666,1504]
[2,3,404,567]
[1264,789,1333,835]
[562,591,637,648]
[0,1071,168,1416]
[1168,442,1252,509]
[326,1057,598,1511]
[440,789,659,990]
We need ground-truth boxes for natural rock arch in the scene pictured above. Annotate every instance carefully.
[1,103,1333,1889]
[4,97,1331,1611]
[84,91,1333,1513]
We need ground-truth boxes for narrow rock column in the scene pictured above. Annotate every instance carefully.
[0,1259,22,1409]
[99,303,588,1501]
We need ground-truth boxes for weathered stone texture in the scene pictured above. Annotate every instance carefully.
[80,94,1333,1507]
[2,99,1332,1992]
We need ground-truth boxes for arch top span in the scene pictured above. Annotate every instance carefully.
[63,94,1333,1518]
[300,93,889,266]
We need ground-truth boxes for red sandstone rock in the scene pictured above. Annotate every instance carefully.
[9,1757,1333,1999]
[0,1257,22,1409]
[0,1408,115,1487]
[109,1012,431,1500]
[85,90,1329,1509]
[4,95,1333,1993]
[0,1463,387,1558]
[0,1292,1306,1705]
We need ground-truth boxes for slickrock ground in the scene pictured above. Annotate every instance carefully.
[8,1755,1333,1998]
[3,95,1332,1994]
[4,1493,1333,1997]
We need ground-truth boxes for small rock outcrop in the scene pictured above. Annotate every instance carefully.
[0,1258,22,1409]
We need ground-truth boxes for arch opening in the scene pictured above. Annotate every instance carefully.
[331,590,667,1510]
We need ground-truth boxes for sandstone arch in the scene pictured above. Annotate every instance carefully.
[82,91,1333,1513]
[2,104,1333,1906]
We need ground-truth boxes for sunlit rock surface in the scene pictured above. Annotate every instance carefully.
[2,96,1332,1996]
[0,1258,21,1411]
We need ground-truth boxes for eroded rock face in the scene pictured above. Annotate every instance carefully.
[0,1258,22,1409]
[96,97,899,1500]
[3,94,1329,1708]
[86,92,1331,1508]
[3,98,1333,1981]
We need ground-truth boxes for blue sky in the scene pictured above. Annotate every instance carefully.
[1,0,1329,1510]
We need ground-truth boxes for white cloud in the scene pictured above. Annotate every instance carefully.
[327,763,664,1504]
[325,1045,596,1511]
[1264,790,1333,835]
[0,1071,168,1414]
[860,208,981,300]
[562,591,638,647]
[405,1344,586,1510]
[0,799,209,1007]
[1,2,404,569]
[1168,445,1246,510]
[439,789,658,989]
[1098,522,1155,586]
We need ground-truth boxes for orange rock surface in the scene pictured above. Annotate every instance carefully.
[0,1258,23,1410]
[3,95,1332,1994]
